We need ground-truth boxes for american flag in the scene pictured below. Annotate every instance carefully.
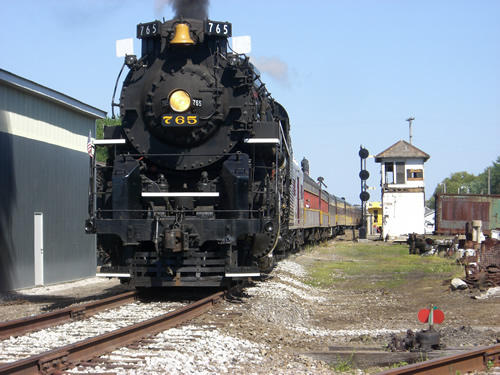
[87,130,93,158]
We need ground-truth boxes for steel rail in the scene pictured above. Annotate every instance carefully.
[0,291,137,340]
[376,343,500,375]
[0,290,226,375]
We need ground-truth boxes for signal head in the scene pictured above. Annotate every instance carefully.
[359,148,369,159]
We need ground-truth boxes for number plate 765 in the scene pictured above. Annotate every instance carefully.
[162,114,199,126]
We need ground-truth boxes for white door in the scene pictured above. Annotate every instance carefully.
[34,212,44,286]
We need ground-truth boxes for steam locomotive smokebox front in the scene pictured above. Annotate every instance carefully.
[87,14,296,287]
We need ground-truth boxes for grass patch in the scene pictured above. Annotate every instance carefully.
[300,242,462,292]
[330,352,355,372]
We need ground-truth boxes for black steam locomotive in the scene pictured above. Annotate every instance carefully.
[86,17,292,287]
[86,16,362,288]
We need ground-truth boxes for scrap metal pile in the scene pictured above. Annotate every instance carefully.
[407,229,500,289]
[463,238,500,288]
[407,234,454,256]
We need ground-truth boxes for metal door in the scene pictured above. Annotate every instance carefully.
[34,212,44,286]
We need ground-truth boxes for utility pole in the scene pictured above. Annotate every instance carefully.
[406,117,415,144]
[488,167,491,195]
[440,182,446,193]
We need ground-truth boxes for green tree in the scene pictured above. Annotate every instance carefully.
[426,171,478,208]
[95,117,121,162]
[426,156,500,208]
[475,156,500,194]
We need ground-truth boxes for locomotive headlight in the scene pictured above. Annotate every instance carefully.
[169,89,191,112]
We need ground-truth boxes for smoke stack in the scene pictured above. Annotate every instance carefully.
[301,158,309,175]
[167,0,209,19]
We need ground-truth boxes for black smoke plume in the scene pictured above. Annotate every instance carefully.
[160,0,210,19]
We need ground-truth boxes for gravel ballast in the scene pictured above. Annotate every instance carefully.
[1,245,499,374]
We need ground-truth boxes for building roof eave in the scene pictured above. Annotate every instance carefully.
[0,69,106,119]
[375,139,430,163]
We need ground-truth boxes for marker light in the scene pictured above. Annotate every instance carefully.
[85,219,95,233]
[169,90,191,112]
[264,221,274,232]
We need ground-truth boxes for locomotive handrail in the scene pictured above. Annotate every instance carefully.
[279,121,291,158]
[108,151,257,158]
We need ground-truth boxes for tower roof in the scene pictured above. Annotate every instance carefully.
[375,140,430,163]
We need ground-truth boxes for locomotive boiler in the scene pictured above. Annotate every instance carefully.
[86,17,292,287]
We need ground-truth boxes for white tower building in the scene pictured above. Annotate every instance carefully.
[375,140,430,240]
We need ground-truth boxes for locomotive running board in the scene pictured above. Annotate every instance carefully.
[97,272,259,279]
[93,139,127,145]
[142,192,219,197]
[225,273,260,278]
[244,138,280,144]
[96,273,131,278]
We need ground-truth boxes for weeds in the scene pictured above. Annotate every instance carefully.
[300,242,462,292]
[487,360,494,371]
[389,361,409,368]
[331,352,354,372]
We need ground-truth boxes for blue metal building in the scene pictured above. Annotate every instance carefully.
[0,69,106,291]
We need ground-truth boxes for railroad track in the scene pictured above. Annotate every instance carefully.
[307,344,500,374]
[0,290,227,374]
[376,343,500,374]
[0,291,137,340]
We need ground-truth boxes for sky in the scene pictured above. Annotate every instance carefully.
[1,0,499,203]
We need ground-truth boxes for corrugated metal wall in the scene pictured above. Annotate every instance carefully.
[435,194,500,235]
[0,82,98,290]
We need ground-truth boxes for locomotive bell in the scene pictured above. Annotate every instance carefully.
[171,23,195,44]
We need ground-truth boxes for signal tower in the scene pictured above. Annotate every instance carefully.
[359,146,370,239]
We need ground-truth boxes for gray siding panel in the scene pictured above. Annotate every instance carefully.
[0,79,97,290]
[0,132,96,289]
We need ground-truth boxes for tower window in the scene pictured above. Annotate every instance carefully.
[407,169,423,180]
[396,162,405,184]
[385,162,394,184]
